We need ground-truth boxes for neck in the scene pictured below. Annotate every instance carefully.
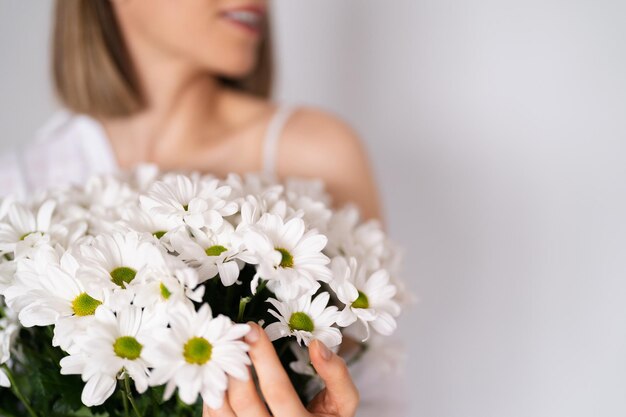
[99,33,227,167]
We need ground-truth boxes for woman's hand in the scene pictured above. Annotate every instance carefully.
[204,322,360,417]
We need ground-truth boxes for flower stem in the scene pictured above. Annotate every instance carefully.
[237,296,252,322]
[124,374,143,417]
[121,382,130,417]
[2,365,38,417]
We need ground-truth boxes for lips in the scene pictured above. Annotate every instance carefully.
[220,5,266,35]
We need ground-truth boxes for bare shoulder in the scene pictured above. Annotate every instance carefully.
[278,106,383,221]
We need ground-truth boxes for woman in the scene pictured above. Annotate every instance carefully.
[2,1,407,416]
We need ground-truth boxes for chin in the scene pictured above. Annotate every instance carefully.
[206,55,259,78]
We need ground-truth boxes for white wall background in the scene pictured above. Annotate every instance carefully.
[2,1,626,416]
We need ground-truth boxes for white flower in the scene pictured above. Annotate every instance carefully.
[225,173,284,208]
[60,305,165,406]
[287,341,330,402]
[140,174,237,230]
[169,224,244,286]
[265,292,341,347]
[325,206,386,271]
[0,310,19,387]
[243,213,332,300]
[288,342,315,377]
[2,247,103,350]
[331,257,400,341]
[132,260,204,312]
[75,231,167,306]
[0,200,56,257]
[117,204,182,242]
[284,178,332,232]
[144,303,251,408]
[0,260,16,292]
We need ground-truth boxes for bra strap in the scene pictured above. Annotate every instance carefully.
[262,105,297,176]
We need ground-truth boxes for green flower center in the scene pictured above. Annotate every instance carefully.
[182,204,189,211]
[205,245,228,257]
[110,267,137,288]
[288,312,314,332]
[19,232,35,241]
[160,282,172,299]
[113,336,143,360]
[352,291,370,309]
[183,337,213,365]
[276,247,294,268]
[152,231,166,239]
[71,293,102,316]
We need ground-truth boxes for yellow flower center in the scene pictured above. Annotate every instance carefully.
[276,248,294,268]
[71,293,102,316]
[113,336,143,360]
[351,291,370,309]
[183,337,213,365]
[160,282,172,299]
[289,312,314,332]
[205,245,228,257]
[110,266,137,288]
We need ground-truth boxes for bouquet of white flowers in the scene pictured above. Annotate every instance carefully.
[0,165,406,417]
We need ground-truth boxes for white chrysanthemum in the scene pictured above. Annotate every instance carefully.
[117,204,183,242]
[140,174,238,230]
[0,309,19,387]
[225,172,284,207]
[0,260,16,292]
[242,213,332,300]
[76,231,167,305]
[324,206,386,271]
[169,224,245,286]
[2,247,103,350]
[330,256,400,341]
[61,174,140,235]
[0,200,56,257]
[132,260,204,311]
[60,305,164,407]
[144,303,250,408]
[265,292,341,347]
[288,342,316,376]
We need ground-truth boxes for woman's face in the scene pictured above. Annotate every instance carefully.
[112,0,268,77]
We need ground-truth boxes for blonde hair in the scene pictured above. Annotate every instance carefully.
[52,0,273,118]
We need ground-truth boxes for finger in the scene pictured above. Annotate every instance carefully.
[227,368,271,417]
[245,322,307,416]
[309,339,360,415]
[204,399,236,417]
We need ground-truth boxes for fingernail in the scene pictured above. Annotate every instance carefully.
[245,322,259,343]
[317,340,332,360]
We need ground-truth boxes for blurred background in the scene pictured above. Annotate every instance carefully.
[1,1,626,416]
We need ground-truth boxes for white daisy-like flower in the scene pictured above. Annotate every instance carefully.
[140,174,238,230]
[0,260,16,292]
[225,172,284,207]
[132,259,204,312]
[144,303,251,408]
[265,292,341,347]
[1,246,103,351]
[75,231,167,306]
[288,342,316,377]
[0,199,56,257]
[62,174,140,235]
[330,256,400,341]
[0,309,19,387]
[60,305,165,407]
[117,204,183,243]
[169,224,245,286]
[242,213,332,300]
[324,206,386,271]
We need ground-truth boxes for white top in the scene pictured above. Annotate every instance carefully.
[0,105,297,200]
[0,106,409,415]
